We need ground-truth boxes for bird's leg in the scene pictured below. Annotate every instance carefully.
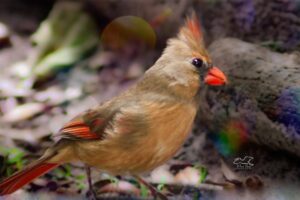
[85,165,97,200]
[134,175,168,200]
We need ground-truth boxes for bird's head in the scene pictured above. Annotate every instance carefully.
[148,13,227,99]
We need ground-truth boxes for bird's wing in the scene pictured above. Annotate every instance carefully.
[56,90,178,142]
[56,96,149,141]
[57,108,110,141]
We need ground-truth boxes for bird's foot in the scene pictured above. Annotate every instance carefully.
[152,190,168,200]
[231,175,263,190]
[86,189,98,200]
[134,175,168,200]
[221,174,263,190]
[244,175,263,190]
[203,179,237,189]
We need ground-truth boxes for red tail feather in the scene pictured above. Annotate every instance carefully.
[0,161,58,195]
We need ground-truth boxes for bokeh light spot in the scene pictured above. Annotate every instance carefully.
[212,120,248,156]
[101,16,156,51]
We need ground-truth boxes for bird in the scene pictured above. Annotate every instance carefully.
[0,13,227,199]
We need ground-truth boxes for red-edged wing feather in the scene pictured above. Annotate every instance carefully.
[59,119,103,140]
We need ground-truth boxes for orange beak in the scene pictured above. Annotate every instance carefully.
[204,67,227,86]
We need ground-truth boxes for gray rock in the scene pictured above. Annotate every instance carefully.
[197,38,300,157]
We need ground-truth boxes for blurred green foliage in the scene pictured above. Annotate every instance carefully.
[194,165,208,184]
[261,41,283,52]
[0,147,26,176]
[139,183,149,198]
[30,2,99,80]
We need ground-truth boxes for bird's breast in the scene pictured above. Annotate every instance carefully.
[111,101,197,174]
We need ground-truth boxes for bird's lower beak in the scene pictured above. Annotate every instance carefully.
[204,66,227,86]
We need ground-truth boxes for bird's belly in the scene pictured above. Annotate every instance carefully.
[75,131,191,175]
[84,137,189,174]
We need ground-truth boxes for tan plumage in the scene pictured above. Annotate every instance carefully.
[0,14,227,197]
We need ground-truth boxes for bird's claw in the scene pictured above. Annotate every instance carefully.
[86,189,98,200]
[134,175,168,200]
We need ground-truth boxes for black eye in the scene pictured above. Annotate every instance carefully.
[192,58,204,68]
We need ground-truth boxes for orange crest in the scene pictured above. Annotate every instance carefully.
[178,12,211,62]
[186,13,202,42]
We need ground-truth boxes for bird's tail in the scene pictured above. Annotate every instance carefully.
[0,157,59,195]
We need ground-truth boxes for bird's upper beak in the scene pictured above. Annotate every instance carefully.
[204,66,227,86]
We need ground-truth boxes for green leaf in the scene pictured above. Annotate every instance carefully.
[194,165,208,184]
[140,183,149,198]
[6,148,24,166]
[0,147,25,173]
[157,183,165,191]
[200,167,208,183]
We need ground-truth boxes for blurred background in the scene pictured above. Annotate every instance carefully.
[0,0,300,199]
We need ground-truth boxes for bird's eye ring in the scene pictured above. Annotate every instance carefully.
[192,58,204,68]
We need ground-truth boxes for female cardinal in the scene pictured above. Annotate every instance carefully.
[0,14,227,199]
